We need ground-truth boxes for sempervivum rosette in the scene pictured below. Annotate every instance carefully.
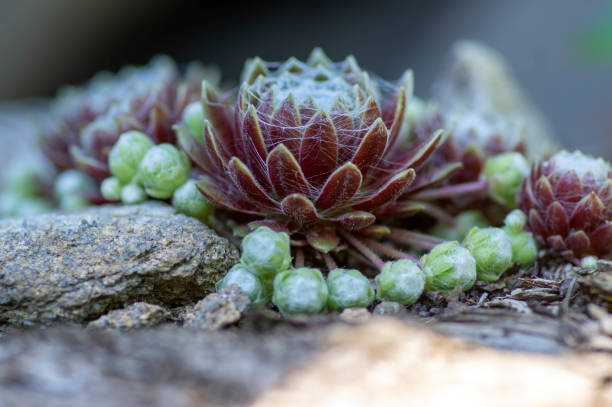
[42,56,212,182]
[519,150,612,260]
[406,102,527,184]
[179,49,460,267]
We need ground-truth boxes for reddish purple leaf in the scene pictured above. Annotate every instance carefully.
[385,86,406,151]
[331,99,356,163]
[281,193,319,226]
[546,235,567,252]
[589,222,612,255]
[299,112,338,185]
[315,162,363,211]
[373,201,424,218]
[569,192,604,232]
[228,157,278,210]
[359,97,382,131]
[358,225,391,238]
[353,169,415,211]
[403,162,462,194]
[203,121,229,172]
[546,201,569,237]
[332,211,376,230]
[202,81,235,156]
[565,231,590,255]
[196,177,267,215]
[270,95,302,156]
[306,226,340,253]
[520,182,537,212]
[266,143,311,198]
[351,118,388,178]
[529,208,549,238]
[535,176,555,209]
[241,106,268,174]
[554,170,582,203]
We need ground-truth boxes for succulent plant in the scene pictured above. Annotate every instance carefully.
[483,152,530,208]
[502,209,537,266]
[180,49,465,267]
[406,105,527,185]
[216,263,270,308]
[519,150,612,260]
[100,177,122,201]
[272,267,328,315]
[375,259,425,305]
[172,179,213,222]
[240,226,292,281]
[136,144,191,199]
[108,131,154,184]
[420,241,477,292]
[463,226,513,282]
[41,56,213,183]
[327,268,375,310]
[120,183,147,205]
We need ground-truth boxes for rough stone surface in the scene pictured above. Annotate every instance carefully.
[0,202,239,325]
[181,285,250,330]
[0,323,325,407]
[0,319,610,407]
[87,302,171,330]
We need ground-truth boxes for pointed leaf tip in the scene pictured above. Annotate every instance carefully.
[281,193,319,226]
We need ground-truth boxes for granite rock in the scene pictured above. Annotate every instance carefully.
[182,285,250,330]
[88,302,171,330]
[0,202,239,325]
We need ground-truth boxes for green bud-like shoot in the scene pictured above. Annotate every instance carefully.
[484,152,530,208]
[121,183,147,205]
[504,209,527,232]
[463,227,513,282]
[182,101,205,142]
[137,144,191,199]
[54,170,95,200]
[272,267,328,315]
[327,268,374,311]
[581,256,598,269]
[502,209,537,266]
[375,259,425,306]
[100,177,122,201]
[216,263,270,308]
[171,179,213,222]
[421,241,477,292]
[108,131,154,184]
[241,226,292,281]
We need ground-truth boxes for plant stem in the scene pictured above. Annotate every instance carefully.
[338,230,384,270]
[322,252,337,271]
[364,238,420,263]
[387,228,444,251]
[295,248,305,268]
[410,201,456,226]
[412,180,488,200]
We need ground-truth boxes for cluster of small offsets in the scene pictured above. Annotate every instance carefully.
[2,48,611,314]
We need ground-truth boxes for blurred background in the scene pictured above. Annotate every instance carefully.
[1,0,611,158]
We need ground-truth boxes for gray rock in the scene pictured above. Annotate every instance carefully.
[182,285,250,330]
[0,202,239,325]
[0,324,325,407]
[88,302,171,330]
